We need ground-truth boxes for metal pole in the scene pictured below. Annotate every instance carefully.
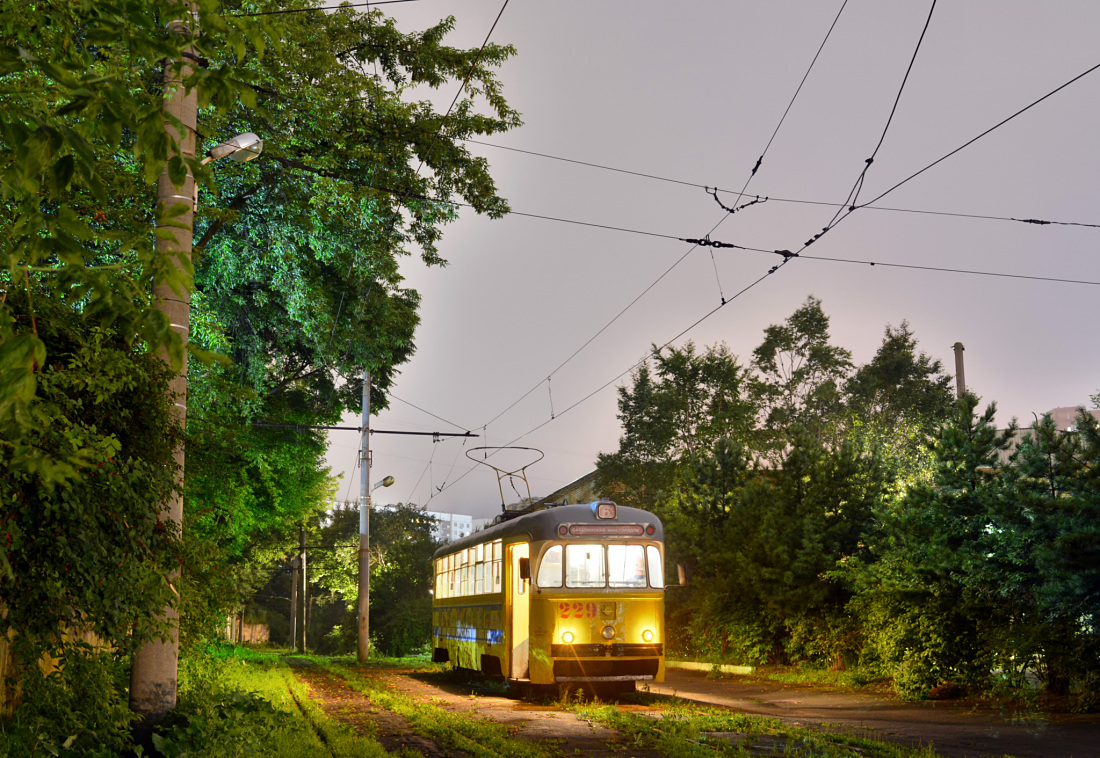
[301,528,308,652]
[358,370,371,662]
[953,342,966,398]
[130,1,196,730]
[289,553,299,651]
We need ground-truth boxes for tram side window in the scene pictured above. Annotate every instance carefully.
[491,539,503,592]
[537,545,563,588]
[608,544,647,588]
[565,544,606,588]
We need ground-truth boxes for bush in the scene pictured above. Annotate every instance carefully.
[0,650,135,757]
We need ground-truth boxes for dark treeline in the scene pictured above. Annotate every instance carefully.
[598,296,1100,705]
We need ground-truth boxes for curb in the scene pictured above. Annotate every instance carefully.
[666,661,755,675]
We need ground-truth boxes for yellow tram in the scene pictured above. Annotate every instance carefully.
[431,500,666,689]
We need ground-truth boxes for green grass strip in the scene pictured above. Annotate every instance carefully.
[188,647,388,758]
[312,657,556,758]
[572,698,943,758]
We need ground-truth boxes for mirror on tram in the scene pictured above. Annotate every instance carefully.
[676,563,691,587]
[519,556,531,581]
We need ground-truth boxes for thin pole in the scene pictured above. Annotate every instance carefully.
[953,342,966,398]
[130,0,196,730]
[289,553,299,651]
[301,528,308,652]
[358,370,371,662]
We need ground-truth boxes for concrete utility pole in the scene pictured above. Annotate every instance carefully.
[358,370,372,662]
[300,528,308,652]
[289,553,299,651]
[953,342,966,398]
[130,2,197,730]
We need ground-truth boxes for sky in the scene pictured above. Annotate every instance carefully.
[324,0,1100,518]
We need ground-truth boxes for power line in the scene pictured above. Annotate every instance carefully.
[431,50,1100,504]
[474,0,853,437]
[856,59,1100,211]
[799,254,1100,287]
[432,259,791,499]
[386,392,470,432]
[464,139,1100,230]
[827,0,937,228]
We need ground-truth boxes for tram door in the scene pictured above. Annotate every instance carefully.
[508,543,530,679]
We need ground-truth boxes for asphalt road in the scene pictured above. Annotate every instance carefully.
[652,668,1100,758]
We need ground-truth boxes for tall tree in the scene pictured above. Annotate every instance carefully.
[194,2,521,419]
[852,394,1016,698]
[305,503,437,657]
[596,341,755,512]
[0,0,259,481]
[669,433,886,666]
[751,296,852,450]
[845,321,954,487]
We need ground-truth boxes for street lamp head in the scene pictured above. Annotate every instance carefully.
[204,132,264,164]
[372,475,395,492]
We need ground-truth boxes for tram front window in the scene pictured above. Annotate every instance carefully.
[565,544,606,588]
[537,542,665,589]
[608,544,647,588]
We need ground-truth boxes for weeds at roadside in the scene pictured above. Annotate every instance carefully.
[315,657,556,758]
[571,697,945,758]
[153,645,387,758]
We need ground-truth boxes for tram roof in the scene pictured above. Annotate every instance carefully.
[433,502,664,559]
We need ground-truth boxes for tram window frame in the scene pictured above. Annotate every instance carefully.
[647,545,664,588]
[536,544,564,588]
[608,543,647,588]
[565,543,607,588]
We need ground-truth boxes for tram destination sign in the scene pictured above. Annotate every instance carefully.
[561,523,646,537]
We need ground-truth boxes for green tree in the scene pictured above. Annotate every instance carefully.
[1000,410,1100,700]
[596,341,756,512]
[846,321,954,432]
[669,434,886,666]
[852,394,1015,698]
[0,291,179,708]
[844,321,954,492]
[751,296,852,450]
[193,2,520,419]
[303,503,437,657]
[1,0,260,481]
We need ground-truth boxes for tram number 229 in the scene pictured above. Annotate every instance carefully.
[560,602,596,619]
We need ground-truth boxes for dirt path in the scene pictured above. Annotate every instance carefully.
[286,660,1100,758]
[655,668,1100,758]
[285,658,665,758]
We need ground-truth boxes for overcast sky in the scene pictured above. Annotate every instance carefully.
[324,0,1100,518]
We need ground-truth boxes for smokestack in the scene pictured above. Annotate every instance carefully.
[953,342,966,398]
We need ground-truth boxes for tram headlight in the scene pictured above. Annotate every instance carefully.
[642,629,654,643]
[602,625,615,640]
[562,630,575,644]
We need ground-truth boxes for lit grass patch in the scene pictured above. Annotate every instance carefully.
[155,646,386,758]
[315,658,556,758]
[573,700,943,758]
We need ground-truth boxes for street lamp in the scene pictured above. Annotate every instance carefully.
[201,132,264,164]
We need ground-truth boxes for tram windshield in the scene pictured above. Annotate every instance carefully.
[536,543,663,589]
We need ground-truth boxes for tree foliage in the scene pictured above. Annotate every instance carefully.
[751,295,852,447]
[304,503,437,657]
[1,0,263,480]
[0,292,180,661]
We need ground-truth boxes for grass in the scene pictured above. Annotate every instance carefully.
[573,696,944,758]
[313,656,557,758]
[159,645,389,758]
